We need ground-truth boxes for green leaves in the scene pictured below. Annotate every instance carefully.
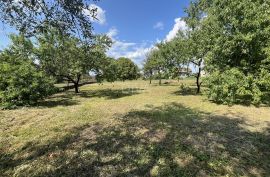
[205,68,270,105]
[36,29,110,84]
[0,35,56,108]
[0,0,98,42]
[116,57,139,81]
[183,0,270,104]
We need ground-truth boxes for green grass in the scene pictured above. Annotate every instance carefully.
[1,80,270,176]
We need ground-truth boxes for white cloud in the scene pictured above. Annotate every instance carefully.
[165,18,187,41]
[125,45,154,66]
[83,4,106,25]
[106,18,188,67]
[106,27,154,67]
[153,22,164,30]
[106,27,118,39]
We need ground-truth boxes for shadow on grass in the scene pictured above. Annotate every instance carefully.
[172,87,199,96]
[35,88,144,108]
[151,82,179,87]
[58,82,96,92]
[1,103,270,176]
[36,93,78,108]
[78,88,145,99]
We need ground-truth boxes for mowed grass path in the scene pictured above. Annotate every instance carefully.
[1,80,270,176]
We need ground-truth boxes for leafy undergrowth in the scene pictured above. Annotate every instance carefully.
[1,80,270,176]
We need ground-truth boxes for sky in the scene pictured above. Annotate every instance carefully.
[0,0,190,67]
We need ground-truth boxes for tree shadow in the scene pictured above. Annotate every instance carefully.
[1,103,270,176]
[172,87,199,96]
[151,83,179,87]
[78,88,145,100]
[36,93,79,108]
[33,88,144,108]
[58,82,96,92]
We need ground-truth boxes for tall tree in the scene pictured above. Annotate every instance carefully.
[184,1,212,94]
[143,53,156,84]
[158,32,190,81]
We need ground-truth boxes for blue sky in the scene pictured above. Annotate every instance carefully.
[0,0,190,67]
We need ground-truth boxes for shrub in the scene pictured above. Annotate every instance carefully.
[179,83,192,95]
[205,68,267,105]
[0,59,56,108]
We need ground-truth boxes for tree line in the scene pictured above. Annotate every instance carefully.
[0,31,139,108]
[0,0,139,108]
[1,0,270,107]
[143,0,270,105]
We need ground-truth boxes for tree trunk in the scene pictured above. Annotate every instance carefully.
[196,59,202,94]
[74,83,79,93]
[149,70,153,84]
[196,75,200,94]
[158,70,161,85]
[74,74,81,93]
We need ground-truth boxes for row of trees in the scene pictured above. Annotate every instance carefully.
[0,1,142,108]
[143,31,202,92]
[0,0,101,107]
[144,0,270,105]
[0,31,140,107]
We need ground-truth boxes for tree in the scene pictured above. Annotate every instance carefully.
[96,57,118,84]
[143,48,166,85]
[0,0,99,42]
[116,57,139,81]
[183,1,210,94]
[0,35,55,107]
[195,0,270,75]
[143,56,155,84]
[36,29,111,93]
[185,0,270,104]
[158,32,190,81]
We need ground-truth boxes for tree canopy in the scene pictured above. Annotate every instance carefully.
[116,57,139,81]
[0,35,56,107]
[0,0,99,42]
[186,0,270,104]
[36,29,111,93]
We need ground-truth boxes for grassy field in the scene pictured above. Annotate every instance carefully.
[1,80,270,177]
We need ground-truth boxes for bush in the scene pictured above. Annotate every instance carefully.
[205,68,268,105]
[0,60,57,108]
[179,83,192,95]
